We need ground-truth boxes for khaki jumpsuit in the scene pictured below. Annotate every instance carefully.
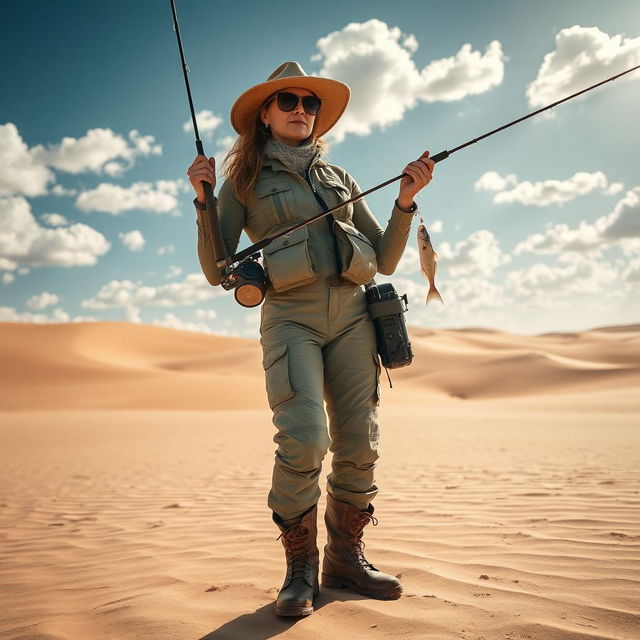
[196,154,418,521]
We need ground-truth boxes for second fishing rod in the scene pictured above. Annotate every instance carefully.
[211,64,639,306]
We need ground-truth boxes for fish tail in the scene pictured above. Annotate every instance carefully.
[427,286,444,305]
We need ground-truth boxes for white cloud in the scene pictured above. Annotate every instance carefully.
[153,312,214,334]
[75,179,188,215]
[81,273,223,311]
[31,128,162,177]
[506,252,618,298]
[0,123,55,197]
[623,256,640,283]
[514,187,640,255]
[119,230,145,252]
[527,25,640,108]
[0,123,162,198]
[395,245,420,275]
[40,213,69,226]
[437,229,511,276]
[474,171,518,192]
[475,170,619,206]
[194,308,217,320]
[312,19,505,142]
[165,265,183,279]
[0,305,97,323]
[51,184,78,196]
[26,292,59,310]
[429,220,443,233]
[0,196,110,271]
[157,244,175,255]
[183,110,223,139]
[2,273,15,284]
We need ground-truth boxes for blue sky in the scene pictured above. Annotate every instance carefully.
[1,0,639,336]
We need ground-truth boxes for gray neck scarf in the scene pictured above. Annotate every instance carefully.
[263,136,324,175]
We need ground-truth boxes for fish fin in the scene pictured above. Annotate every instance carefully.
[427,286,444,305]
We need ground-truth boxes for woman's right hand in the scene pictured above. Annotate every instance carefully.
[187,154,216,203]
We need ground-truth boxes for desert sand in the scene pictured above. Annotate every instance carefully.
[1,320,639,640]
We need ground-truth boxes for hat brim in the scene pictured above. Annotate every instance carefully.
[230,76,350,138]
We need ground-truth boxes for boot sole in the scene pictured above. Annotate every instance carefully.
[276,604,314,616]
[321,573,403,600]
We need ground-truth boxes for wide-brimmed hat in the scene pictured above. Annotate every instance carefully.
[230,61,350,138]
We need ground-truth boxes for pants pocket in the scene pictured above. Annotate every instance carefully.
[372,351,382,406]
[262,342,295,409]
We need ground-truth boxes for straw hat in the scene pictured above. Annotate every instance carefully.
[230,61,350,138]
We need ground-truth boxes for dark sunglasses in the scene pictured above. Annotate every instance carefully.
[265,91,322,115]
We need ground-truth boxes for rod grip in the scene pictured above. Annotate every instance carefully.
[430,150,449,163]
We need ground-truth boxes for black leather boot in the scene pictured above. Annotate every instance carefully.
[272,503,320,616]
[322,493,402,599]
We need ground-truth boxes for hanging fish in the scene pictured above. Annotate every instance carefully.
[418,218,444,306]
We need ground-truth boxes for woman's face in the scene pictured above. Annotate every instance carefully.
[260,86,318,146]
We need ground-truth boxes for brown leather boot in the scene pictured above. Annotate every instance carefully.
[272,503,320,616]
[321,493,402,600]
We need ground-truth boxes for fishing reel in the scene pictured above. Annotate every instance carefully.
[220,253,268,308]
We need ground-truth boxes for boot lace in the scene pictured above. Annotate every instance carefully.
[347,511,379,572]
[276,524,312,580]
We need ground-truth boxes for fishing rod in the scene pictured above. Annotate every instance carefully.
[228,63,640,268]
[169,0,227,264]
[169,2,638,306]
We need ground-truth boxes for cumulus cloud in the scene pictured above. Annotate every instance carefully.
[0,196,110,271]
[514,187,640,255]
[506,252,618,298]
[51,184,78,197]
[0,306,97,323]
[475,170,621,206]
[0,123,162,197]
[81,273,223,312]
[40,213,69,226]
[152,312,213,334]
[311,19,505,142]
[157,244,175,255]
[75,179,188,215]
[623,256,640,283]
[165,265,183,279]
[183,110,223,139]
[31,128,162,177]
[437,229,511,276]
[0,123,55,197]
[119,230,145,251]
[26,292,60,310]
[527,25,640,108]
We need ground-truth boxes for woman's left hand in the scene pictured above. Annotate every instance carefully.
[398,150,435,208]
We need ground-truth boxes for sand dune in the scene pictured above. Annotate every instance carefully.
[1,320,638,639]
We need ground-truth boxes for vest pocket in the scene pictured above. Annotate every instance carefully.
[263,224,318,292]
[262,342,294,409]
[333,220,378,285]
[255,181,293,224]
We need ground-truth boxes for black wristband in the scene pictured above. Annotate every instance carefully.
[193,196,207,210]
[396,199,417,213]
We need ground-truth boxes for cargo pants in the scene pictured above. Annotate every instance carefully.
[260,274,382,521]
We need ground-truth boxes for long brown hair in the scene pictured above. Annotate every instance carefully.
[221,114,329,207]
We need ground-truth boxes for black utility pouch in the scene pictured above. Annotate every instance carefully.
[364,280,414,369]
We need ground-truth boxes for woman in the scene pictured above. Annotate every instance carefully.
[188,61,434,617]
